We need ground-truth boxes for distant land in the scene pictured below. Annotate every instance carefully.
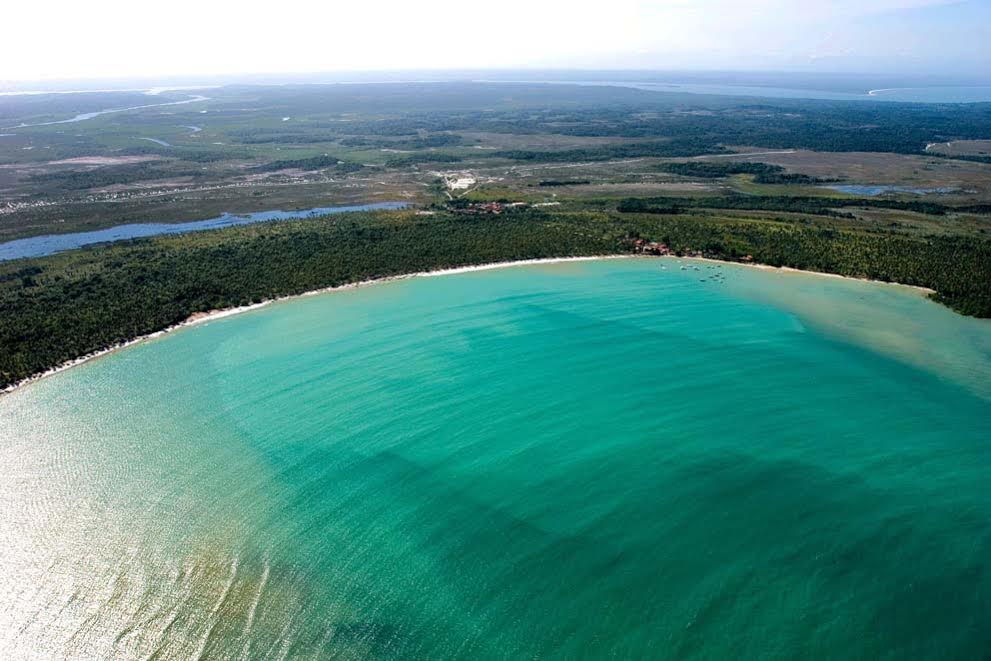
[4,70,991,102]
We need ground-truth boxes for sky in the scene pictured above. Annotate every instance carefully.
[2,0,988,82]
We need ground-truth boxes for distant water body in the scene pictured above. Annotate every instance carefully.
[2,258,989,658]
[526,80,991,103]
[0,202,407,261]
[643,83,991,103]
[822,184,959,196]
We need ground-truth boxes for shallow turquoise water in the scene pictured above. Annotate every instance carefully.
[1,258,990,659]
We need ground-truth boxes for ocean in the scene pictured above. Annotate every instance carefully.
[1,258,989,658]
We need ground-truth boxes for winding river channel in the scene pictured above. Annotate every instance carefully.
[0,202,408,260]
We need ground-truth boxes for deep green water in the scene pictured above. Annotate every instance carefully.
[2,258,990,659]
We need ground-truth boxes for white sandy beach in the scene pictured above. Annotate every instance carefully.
[0,256,625,396]
[1,254,938,396]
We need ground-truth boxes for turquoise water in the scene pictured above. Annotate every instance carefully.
[1,258,990,659]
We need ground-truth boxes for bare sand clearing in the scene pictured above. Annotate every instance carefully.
[46,155,163,166]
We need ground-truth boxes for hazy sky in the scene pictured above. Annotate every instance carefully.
[3,0,988,81]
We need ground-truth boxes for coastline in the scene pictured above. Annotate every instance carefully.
[0,254,939,397]
[678,256,937,295]
[0,256,623,397]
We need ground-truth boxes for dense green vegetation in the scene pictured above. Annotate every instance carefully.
[384,153,464,167]
[538,180,592,187]
[493,139,726,162]
[618,196,960,216]
[28,164,205,191]
[2,207,989,389]
[660,162,783,178]
[752,172,828,185]
[340,133,463,149]
[233,89,991,157]
[120,146,252,163]
[190,85,990,157]
[659,161,832,184]
[623,216,991,319]
[512,102,991,155]
[253,155,366,173]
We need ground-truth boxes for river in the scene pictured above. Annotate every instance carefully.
[0,202,408,261]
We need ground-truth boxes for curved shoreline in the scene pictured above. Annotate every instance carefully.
[0,257,624,396]
[0,255,940,397]
[682,256,936,294]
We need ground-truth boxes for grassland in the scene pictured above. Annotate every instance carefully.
[2,82,990,240]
